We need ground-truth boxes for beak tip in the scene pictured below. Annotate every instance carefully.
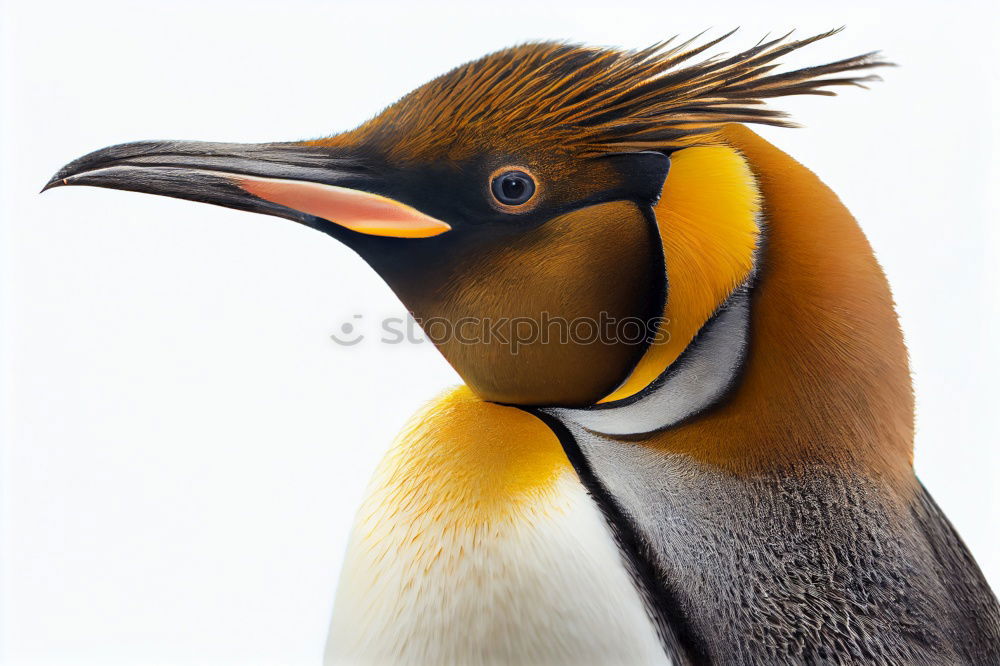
[40,174,70,193]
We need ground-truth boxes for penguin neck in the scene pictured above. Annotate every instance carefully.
[558,125,915,486]
[711,124,914,482]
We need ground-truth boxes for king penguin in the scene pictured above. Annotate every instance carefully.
[45,30,1000,665]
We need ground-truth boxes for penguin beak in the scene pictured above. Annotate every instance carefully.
[42,141,451,239]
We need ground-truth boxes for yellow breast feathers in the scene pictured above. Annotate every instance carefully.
[325,387,668,666]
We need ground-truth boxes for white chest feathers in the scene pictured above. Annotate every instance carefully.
[324,388,669,666]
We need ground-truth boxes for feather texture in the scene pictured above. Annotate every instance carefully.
[337,29,891,160]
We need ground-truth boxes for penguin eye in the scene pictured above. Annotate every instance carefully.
[490,170,536,207]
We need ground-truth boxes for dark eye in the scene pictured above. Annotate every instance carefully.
[491,170,536,206]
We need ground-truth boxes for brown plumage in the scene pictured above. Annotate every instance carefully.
[324,28,890,160]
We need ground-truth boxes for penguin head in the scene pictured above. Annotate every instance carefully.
[45,31,885,407]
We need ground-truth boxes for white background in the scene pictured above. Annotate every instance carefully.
[2,1,998,664]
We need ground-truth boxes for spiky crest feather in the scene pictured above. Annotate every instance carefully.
[337,29,890,160]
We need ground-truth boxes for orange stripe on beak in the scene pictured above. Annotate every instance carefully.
[236,175,451,239]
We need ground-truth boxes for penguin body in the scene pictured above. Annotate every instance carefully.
[45,32,1000,666]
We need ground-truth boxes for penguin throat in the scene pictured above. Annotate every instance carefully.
[544,283,751,436]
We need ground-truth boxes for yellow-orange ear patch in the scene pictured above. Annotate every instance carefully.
[603,144,761,402]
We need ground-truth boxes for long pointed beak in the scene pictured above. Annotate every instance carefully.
[42,140,451,239]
